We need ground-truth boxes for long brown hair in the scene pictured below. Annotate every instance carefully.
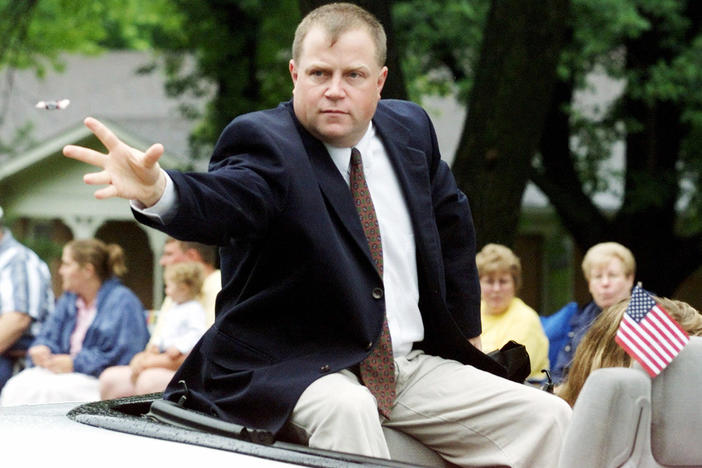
[65,238,127,282]
[557,296,702,406]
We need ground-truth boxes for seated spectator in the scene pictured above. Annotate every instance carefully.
[0,239,149,406]
[543,242,635,384]
[557,295,702,406]
[476,243,549,380]
[99,262,207,399]
[0,206,54,391]
[155,237,220,328]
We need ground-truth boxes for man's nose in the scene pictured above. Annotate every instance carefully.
[325,75,345,99]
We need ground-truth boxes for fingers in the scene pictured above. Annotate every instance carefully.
[63,145,108,168]
[83,171,119,199]
[83,170,111,186]
[94,185,119,200]
[143,143,164,168]
[84,116,122,151]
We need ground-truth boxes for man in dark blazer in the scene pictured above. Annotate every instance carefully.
[64,3,570,466]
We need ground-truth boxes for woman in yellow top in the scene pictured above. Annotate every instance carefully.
[476,243,549,380]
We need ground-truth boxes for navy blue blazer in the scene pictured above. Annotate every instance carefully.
[135,99,505,434]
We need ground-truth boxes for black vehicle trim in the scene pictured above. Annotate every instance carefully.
[67,394,429,468]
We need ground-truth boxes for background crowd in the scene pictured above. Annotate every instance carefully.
[2,194,699,410]
[0,205,221,405]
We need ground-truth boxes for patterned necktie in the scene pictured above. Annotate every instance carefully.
[349,147,396,418]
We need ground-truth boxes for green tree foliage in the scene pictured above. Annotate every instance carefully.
[0,0,176,73]
[532,0,702,295]
[395,0,702,295]
[393,0,489,102]
[0,0,180,155]
[142,0,300,161]
[4,0,702,294]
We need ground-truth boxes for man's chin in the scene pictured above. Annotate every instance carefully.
[315,126,355,147]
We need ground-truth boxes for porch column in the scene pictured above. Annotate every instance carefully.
[61,215,106,239]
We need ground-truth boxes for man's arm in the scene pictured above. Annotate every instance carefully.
[0,312,31,354]
[63,117,167,207]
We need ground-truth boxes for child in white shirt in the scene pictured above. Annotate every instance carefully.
[98,262,207,399]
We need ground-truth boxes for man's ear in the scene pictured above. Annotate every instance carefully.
[289,59,298,84]
[376,66,388,97]
[185,249,201,262]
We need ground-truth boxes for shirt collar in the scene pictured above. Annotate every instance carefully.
[324,123,375,180]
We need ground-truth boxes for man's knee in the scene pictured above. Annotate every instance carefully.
[322,382,379,420]
[288,376,388,457]
[529,389,572,430]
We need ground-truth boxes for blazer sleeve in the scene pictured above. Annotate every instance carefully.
[423,109,482,339]
[135,113,291,246]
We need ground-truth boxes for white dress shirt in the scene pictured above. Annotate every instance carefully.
[324,123,423,358]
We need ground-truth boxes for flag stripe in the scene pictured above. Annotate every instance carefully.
[646,308,687,352]
[652,305,689,345]
[614,285,690,379]
[615,333,660,376]
[617,320,667,370]
[641,319,678,358]
[635,316,677,360]
[618,317,668,368]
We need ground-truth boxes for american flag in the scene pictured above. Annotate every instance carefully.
[615,285,690,377]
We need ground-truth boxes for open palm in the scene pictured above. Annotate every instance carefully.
[63,117,167,207]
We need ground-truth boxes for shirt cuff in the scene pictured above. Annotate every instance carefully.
[129,170,177,223]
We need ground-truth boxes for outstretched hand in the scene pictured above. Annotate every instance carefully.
[63,117,167,207]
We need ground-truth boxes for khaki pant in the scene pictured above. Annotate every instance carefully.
[283,350,571,468]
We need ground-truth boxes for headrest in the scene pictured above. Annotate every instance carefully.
[650,335,702,465]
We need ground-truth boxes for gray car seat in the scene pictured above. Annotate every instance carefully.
[558,336,702,468]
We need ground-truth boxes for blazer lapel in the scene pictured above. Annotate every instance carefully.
[373,108,441,267]
[289,107,378,273]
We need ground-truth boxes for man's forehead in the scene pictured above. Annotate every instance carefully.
[164,242,185,253]
[301,25,374,53]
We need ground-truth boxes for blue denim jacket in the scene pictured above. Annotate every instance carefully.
[32,277,150,377]
[542,301,601,384]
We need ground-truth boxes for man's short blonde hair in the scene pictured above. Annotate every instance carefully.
[292,2,387,67]
[581,242,636,281]
[476,243,522,291]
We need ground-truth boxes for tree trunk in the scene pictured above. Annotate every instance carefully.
[451,0,569,249]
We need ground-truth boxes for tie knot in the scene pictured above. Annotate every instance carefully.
[350,147,362,167]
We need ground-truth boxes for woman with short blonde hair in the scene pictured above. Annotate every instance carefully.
[476,243,549,380]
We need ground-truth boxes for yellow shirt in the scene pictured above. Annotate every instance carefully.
[480,297,550,379]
